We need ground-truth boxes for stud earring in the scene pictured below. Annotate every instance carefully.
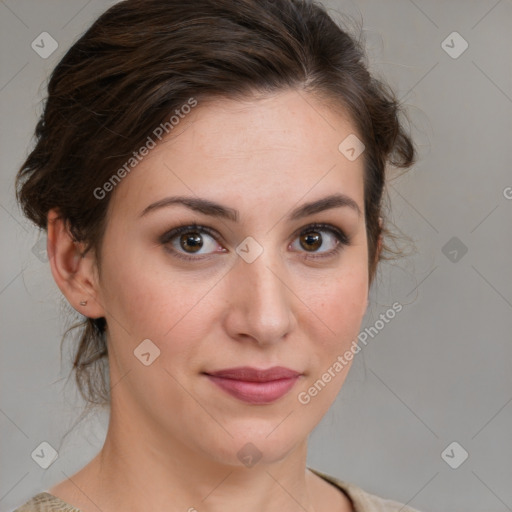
[80,300,88,306]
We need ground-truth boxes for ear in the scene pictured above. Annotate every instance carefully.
[47,208,105,319]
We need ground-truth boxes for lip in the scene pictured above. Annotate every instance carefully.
[204,366,302,404]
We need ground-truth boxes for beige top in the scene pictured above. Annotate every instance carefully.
[13,467,421,512]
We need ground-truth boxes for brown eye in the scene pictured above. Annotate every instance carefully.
[179,232,203,253]
[290,223,350,259]
[300,231,322,252]
[160,224,224,260]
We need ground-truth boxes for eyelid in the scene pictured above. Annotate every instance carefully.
[292,222,350,246]
[158,223,225,262]
[287,222,351,260]
[159,223,223,245]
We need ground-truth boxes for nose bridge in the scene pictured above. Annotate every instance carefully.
[227,239,294,344]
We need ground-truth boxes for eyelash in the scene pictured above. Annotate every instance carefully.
[159,222,351,262]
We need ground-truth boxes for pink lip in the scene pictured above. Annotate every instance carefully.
[204,366,302,404]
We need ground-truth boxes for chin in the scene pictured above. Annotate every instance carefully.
[196,422,306,469]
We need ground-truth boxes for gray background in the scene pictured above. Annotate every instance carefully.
[1,1,511,511]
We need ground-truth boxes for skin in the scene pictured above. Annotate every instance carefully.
[47,89,378,512]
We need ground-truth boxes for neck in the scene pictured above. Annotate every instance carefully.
[86,402,318,512]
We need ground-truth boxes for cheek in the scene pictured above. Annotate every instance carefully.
[294,265,368,410]
[97,241,206,343]
[104,267,214,342]
[300,260,369,344]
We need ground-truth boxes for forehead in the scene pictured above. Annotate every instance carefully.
[108,89,365,219]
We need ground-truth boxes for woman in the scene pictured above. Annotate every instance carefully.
[13,0,419,510]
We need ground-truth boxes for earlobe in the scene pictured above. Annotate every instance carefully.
[47,209,105,318]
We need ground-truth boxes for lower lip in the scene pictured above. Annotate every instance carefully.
[206,375,300,404]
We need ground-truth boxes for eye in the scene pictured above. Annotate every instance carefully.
[160,222,350,262]
[289,223,350,259]
[160,224,225,261]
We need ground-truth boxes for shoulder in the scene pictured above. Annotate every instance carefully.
[308,467,423,512]
[12,492,82,512]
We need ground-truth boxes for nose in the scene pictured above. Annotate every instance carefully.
[223,246,297,346]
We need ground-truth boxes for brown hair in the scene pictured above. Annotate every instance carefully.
[16,0,415,408]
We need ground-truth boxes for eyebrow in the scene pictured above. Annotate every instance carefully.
[139,193,361,221]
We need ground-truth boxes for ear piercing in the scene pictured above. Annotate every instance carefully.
[80,300,88,306]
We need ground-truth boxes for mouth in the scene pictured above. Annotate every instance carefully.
[203,366,302,404]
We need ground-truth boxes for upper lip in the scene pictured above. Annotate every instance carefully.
[205,366,301,382]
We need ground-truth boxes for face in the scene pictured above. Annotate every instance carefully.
[93,89,369,467]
